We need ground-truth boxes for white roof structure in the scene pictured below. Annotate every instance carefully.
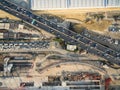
[67,44,77,51]
[30,0,120,10]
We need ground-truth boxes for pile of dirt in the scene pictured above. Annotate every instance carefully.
[73,20,112,33]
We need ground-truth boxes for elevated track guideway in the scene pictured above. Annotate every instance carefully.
[0,0,120,66]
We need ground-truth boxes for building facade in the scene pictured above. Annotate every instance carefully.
[30,0,120,10]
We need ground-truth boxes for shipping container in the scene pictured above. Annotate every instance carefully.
[3,33,9,39]
[8,32,15,39]
[0,23,10,29]
[0,33,3,39]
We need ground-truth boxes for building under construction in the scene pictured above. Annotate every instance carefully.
[40,71,106,90]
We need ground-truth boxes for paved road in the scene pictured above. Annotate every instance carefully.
[37,60,107,74]
[0,0,120,65]
[81,29,120,52]
[36,54,89,65]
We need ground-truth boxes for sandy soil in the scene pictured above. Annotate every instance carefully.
[104,31,120,39]
[0,10,19,20]
[34,7,120,21]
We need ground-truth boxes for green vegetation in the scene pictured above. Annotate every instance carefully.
[92,14,105,22]
[53,37,65,49]
[112,14,120,22]
[74,48,78,52]
[53,37,63,43]
[85,18,91,23]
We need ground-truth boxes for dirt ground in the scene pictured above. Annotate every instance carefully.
[34,8,120,19]
[0,10,19,20]
[73,20,112,32]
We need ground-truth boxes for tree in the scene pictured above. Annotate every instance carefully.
[113,15,119,22]
[92,14,105,22]
[85,18,91,23]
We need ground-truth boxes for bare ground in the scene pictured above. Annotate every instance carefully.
[0,10,19,20]
[34,7,120,21]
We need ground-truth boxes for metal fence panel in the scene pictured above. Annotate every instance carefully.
[30,0,120,10]
[70,0,105,8]
[107,0,120,7]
